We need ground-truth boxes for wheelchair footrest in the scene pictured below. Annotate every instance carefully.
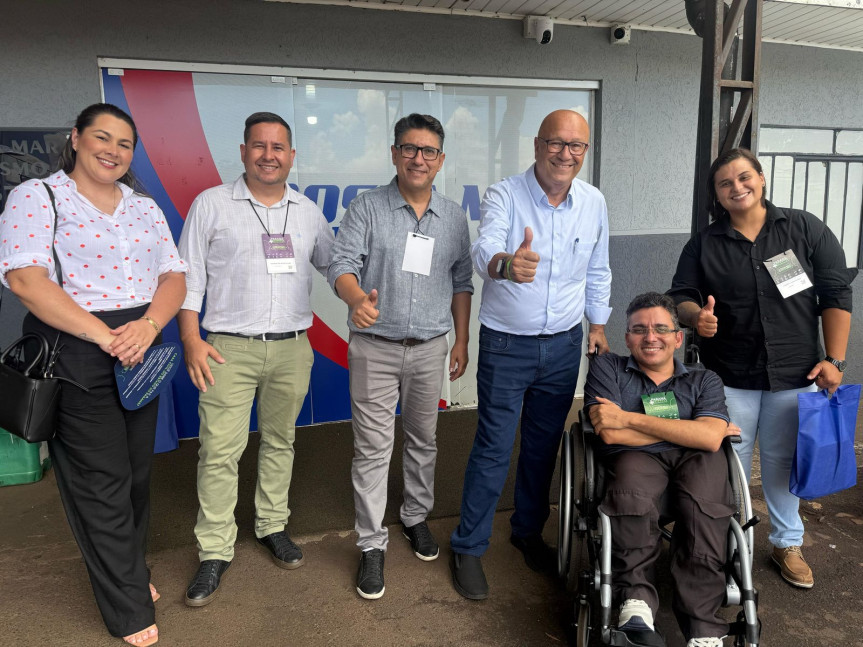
[609,627,667,647]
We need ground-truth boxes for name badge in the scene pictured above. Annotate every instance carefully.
[401,232,435,276]
[764,249,813,298]
[641,391,680,419]
[262,233,296,274]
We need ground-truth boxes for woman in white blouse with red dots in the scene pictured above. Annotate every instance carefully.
[0,104,186,647]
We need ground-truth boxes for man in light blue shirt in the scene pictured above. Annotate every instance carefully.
[450,109,612,600]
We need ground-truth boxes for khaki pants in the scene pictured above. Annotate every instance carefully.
[194,332,313,561]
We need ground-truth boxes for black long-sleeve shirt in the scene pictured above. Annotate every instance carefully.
[669,202,856,391]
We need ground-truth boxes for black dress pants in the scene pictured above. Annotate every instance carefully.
[25,306,158,637]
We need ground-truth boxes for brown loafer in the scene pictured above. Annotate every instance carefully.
[772,545,813,589]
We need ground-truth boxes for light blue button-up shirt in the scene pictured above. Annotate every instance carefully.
[471,164,612,335]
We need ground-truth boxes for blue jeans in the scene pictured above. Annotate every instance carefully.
[451,323,583,556]
[724,384,816,548]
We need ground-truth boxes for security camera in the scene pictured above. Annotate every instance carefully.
[523,16,554,45]
[610,24,631,45]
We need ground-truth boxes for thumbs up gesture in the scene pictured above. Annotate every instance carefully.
[508,226,541,283]
[351,288,380,329]
[696,295,718,337]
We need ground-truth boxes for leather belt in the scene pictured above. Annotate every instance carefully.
[212,330,305,342]
[358,332,442,347]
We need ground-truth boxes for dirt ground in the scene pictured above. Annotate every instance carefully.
[2,420,863,647]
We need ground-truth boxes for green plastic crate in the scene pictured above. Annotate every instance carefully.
[0,428,44,486]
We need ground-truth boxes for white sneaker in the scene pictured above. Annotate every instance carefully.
[618,598,654,631]
[686,638,724,647]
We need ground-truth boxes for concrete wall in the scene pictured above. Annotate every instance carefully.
[3,0,863,381]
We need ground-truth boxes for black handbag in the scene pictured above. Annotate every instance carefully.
[0,183,88,443]
[0,333,63,442]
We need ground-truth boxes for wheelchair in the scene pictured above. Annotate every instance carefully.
[557,410,761,647]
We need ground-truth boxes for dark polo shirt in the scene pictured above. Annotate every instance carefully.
[584,352,729,455]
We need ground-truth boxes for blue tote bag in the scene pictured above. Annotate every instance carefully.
[791,384,861,500]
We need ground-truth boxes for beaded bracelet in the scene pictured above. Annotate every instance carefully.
[141,316,161,334]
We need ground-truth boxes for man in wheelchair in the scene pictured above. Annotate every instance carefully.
[584,292,740,647]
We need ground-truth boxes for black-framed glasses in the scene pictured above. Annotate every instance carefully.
[538,137,589,156]
[626,325,680,336]
[396,144,442,160]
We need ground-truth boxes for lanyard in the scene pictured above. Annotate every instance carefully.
[248,199,289,237]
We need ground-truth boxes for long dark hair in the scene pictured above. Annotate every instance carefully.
[706,147,767,221]
[57,103,141,190]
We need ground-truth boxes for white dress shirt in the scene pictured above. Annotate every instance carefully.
[178,175,334,334]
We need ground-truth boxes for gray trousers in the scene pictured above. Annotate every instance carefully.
[348,332,448,551]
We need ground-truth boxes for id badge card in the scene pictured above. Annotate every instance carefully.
[641,391,680,419]
[262,233,296,274]
[401,232,435,276]
[764,249,813,298]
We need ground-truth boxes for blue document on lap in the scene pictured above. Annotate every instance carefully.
[114,342,181,411]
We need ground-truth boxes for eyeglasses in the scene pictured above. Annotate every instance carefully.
[396,144,442,161]
[538,137,589,156]
[627,325,680,336]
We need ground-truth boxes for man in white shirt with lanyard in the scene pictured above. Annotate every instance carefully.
[177,112,334,607]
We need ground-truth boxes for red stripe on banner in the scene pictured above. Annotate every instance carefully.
[307,314,348,369]
[120,70,222,219]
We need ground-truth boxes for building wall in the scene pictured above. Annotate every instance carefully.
[3,0,863,381]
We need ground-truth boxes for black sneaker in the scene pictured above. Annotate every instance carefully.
[402,521,440,561]
[257,530,305,569]
[185,559,231,607]
[356,549,385,600]
[450,552,488,600]
[510,533,556,573]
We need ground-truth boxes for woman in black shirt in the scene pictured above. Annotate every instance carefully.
[669,147,854,590]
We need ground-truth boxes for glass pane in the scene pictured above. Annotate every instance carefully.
[844,163,863,267]
[793,160,808,211]
[770,156,793,207]
[804,161,826,219]
[825,162,846,240]
[440,86,593,215]
[836,130,863,156]
[293,79,440,220]
[760,127,833,154]
[193,73,295,184]
[759,155,773,200]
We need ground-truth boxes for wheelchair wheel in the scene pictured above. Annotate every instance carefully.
[559,424,591,587]
[575,600,590,647]
[558,428,574,581]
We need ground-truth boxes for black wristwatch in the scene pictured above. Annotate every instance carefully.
[825,355,847,372]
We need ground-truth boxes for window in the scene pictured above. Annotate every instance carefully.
[759,126,863,268]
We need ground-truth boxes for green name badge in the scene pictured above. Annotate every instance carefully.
[641,391,680,419]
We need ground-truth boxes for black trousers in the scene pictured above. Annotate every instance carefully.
[599,448,735,641]
[25,306,159,637]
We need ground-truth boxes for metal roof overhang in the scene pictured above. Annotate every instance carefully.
[266,0,863,52]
